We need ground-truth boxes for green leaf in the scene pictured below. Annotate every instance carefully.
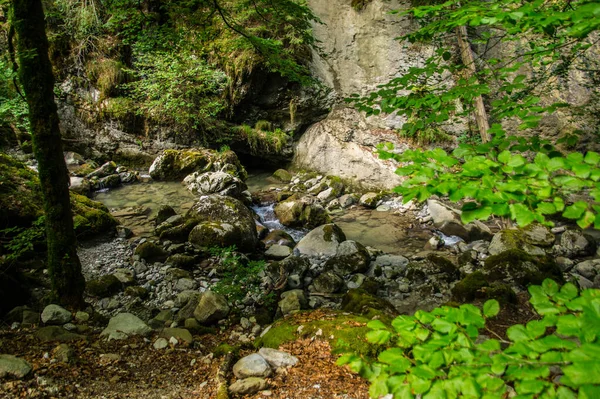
[510,203,536,226]
[563,201,588,219]
[431,318,457,334]
[542,279,559,296]
[369,375,389,398]
[367,320,388,330]
[577,211,595,229]
[411,365,437,380]
[516,379,546,395]
[507,324,531,342]
[483,300,500,318]
[366,329,392,344]
[584,151,600,165]
[563,361,600,385]
[498,150,511,164]
[536,202,557,215]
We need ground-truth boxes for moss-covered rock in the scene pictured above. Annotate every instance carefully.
[262,229,295,249]
[341,289,397,318]
[406,255,460,285]
[0,154,43,227]
[312,271,344,293]
[155,205,177,226]
[158,218,197,242]
[70,193,118,237]
[149,148,247,181]
[166,254,198,269]
[483,249,564,288]
[324,240,370,276]
[186,195,257,252]
[488,229,546,256]
[86,274,122,298]
[271,169,293,182]
[451,271,518,304]
[134,241,169,262]
[295,224,346,257]
[274,198,331,229]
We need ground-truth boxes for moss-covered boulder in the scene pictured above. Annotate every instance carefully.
[341,289,397,318]
[166,254,199,269]
[406,255,461,285]
[451,271,517,304]
[324,240,370,276]
[312,271,345,293]
[274,198,331,229]
[134,241,169,262]
[149,148,246,181]
[262,229,295,249]
[488,229,546,256]
[158,218,199,243]
[70,193,118,237]
[155,205,177,226]
[270,169,293,183]
[482,249,564,288]
[183,171,247,198]
[295,224,346,257]
[86,274,122,298]
[185,195,257,252]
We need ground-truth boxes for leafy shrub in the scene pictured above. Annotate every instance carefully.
[338,279,600,398]
[0,216,46,263]
[209,246,273,307]
[379,132,600,228]
[237,125,290,154]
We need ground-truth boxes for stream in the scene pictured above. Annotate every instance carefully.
[93,171,438,255]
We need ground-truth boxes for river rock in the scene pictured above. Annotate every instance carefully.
[274,199,331,229]
[271,169,293,182]
[94,174,121,190]
[278,289,307,316]
[183,171,247,199]
[113,268,135,285]
[294,224,346,257]
[559,230,596,257]
[338,193,358,208]
[156,205,177,226]
[64,151,85,166]
[233,353,272,378]
[265,244,292,260]
[134,241,169,263]
[53,344,76,363]
[41,304,72,325]
[325,240,370,276]
[427,199,492,241]
[229,377,269,395]
[258,348,298,368]
[69,176,90,196]
[312,271,345,293]
[35,326,86,342]
[101,313,152,341]
[359,192,383,208]
[86,161,117,179]
[159,328,193,345]
[573,259,600,280]
[488,230,546,257]
[186,194,257,252]
[263,230,295,249]
[193,290,230,324]
[86,274,122,297]
[0,355,32,379]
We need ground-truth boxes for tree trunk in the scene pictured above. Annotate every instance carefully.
[10,0,85,307]
[456,25,491,143]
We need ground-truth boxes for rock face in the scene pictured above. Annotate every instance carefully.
[186,195,258,252]
[100,313,152,341]
[294,224,346,257]
[149,148,246,181]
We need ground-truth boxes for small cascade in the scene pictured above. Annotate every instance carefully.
[251,203,307,242]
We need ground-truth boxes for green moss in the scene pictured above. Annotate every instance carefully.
[255,311,385,358]
[451,271,488,302]
[70,192,117,238]
[483,249,564,287]
[341,289,397,319]
[212,343,239,358]
[0,154,43,227]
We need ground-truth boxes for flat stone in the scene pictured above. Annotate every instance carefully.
[41,304,72,325]
[233,353,272,379]
[0,355,32,379]
[101,313,152,341]
[258,348,298,368]
[229,377,269,395]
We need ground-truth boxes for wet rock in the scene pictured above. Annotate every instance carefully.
[134,241,169,263]
[86,274,122,298]
[101,313,152,341]
[325,240,370,276]
[116,226,133,238]
[452,272,517,304]
[174,291,201,308]
[295,224,346,257]
[156,205,177,226]
[265,245,292,260]
[183,171,247,199]
[338,193,358,208]
[405,255,460,285]
[274,199,330,229]
[522,223,555,247]
[278,290,307,316]
[263,230,295,249]
[64,151,85,166]
[86,161,117,179]
[94,174,121,190]
[573,259,600,280]
[359,192,383,208]
[258,348,298,368]
[186,194,258,252]
[271,169,293,182]
[483,250,563,289]
[119,171,138,184]
[193,291,230,324]
[233,354,272,378]
[312,271,344,293]
[41,305,72,325]
[0,355,32,379]
[427,199,492,241]
[229,377,269,395]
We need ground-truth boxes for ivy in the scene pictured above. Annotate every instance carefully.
[338,279,600,398]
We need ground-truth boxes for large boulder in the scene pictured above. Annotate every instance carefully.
[183,171,247,198]
[41,304,72,325]
[149,148,246,181]
[427,199,492,242]
[186,195,258,252]
[294,224,346,257]
[488,229,546,256]
[233,354,272,378]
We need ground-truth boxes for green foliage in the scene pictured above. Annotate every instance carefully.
[338,279,600,398]
[347,0,600,143]
[237,124,290,154]
[209,246,273,307]
[380,132,600,228]
[0,216,45,263]
[0,60,30,135]
[121,49,228,129]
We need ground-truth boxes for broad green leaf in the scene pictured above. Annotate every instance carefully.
[483,300,500,318]
[431,318,457,334]
[563,361,600,385]
[577,211,595,229]
[516,380,546,395]
[507,324,531,342]
[366,329,392,344]
[584,151,600,165]
[369,375,389,398]
[562,201,588,219]
[542,279,559,296]
[367,320,388,330]
[510,203,536,226]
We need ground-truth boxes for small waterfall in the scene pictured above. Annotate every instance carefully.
[251,203,307,242]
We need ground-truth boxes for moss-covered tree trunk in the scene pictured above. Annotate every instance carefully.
[10,0,85,307]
